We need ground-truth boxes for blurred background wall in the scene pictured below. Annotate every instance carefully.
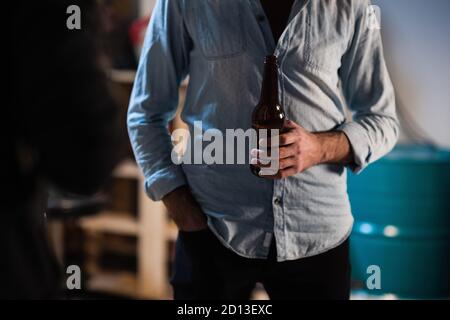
[373,0,450,147]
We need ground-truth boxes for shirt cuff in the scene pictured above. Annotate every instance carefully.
[336,122,370,174]
[144,165,187,201]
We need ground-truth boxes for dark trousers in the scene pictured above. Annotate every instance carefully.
[171,229,351,300]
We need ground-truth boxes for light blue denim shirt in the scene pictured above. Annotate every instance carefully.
[127,0,399,261]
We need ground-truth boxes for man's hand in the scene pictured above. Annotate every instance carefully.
[162,186,208,232]
[251,119,353,179]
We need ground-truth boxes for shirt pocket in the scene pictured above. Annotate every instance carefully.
[189,1,246,60]
[303,10,350,75]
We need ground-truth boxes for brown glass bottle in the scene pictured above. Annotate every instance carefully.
[250,55,286,177]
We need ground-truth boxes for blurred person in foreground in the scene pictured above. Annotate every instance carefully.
[128,0,399,299]
[3,0,120,299]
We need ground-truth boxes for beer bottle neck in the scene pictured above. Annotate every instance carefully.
[260,61,279,106]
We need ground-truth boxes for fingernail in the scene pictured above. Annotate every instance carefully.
[250,149,259,157]
[250,158,258,165]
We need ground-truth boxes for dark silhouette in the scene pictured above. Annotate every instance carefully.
[3,0,120,299]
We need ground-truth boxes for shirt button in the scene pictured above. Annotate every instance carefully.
[274,197,282,205]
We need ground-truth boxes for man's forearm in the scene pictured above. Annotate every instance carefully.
[315,131,354,166]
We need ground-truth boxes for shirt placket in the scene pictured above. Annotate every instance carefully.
[249,0,276,54]
[248,0,295,260]
[249,0,311,260]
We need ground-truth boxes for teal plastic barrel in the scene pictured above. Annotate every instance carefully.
[348,144,450,298]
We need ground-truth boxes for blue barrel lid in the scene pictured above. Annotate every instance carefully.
[383,144,450,163]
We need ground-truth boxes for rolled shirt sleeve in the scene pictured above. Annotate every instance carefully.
[127,0,189,201]
[338,0,400,173]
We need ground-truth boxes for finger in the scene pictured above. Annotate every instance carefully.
[279,145,298,159]
[278,132,298,146]
[252,155,296,171]
[278,167,298,178]
[252,149,278,160]
[259,167,282,177]
[250,148,272,162]
[260,132,297,148]
[255,144,298,160]
[262,166,298,180]
[250,157,272,168]
[279,157,297,170]
[250,148,261,158]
